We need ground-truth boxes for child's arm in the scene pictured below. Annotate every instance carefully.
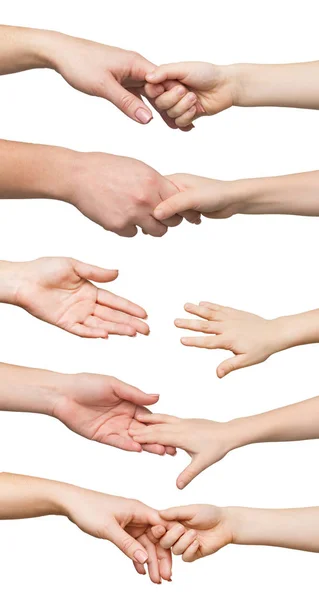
[131,395,319,488]
[0,472,172,583]
[151,504,319,562]
[146,61,319,127]
[153,171,319,222]
[0,257,149,339]
[174,302,319,378]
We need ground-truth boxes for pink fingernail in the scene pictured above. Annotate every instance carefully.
[135,108,152,124]
[134,550,148,564]
[147,72,156,81]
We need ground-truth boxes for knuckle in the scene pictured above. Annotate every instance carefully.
[120,536,135,553]
[119,93,136,112]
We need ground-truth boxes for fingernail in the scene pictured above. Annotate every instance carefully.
[154,208,164,219]
[175,319,181,325]
[135,108,152,124]
[134,550,148,564]
[147,72,156,81]
[187,92,197,102]
[178,481,185,489]
[177,86,186,96]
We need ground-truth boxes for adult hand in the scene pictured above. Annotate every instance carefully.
[67,153,199,235]
[54,373,176,456]
[49,32,191,129]
[12,257,149,339]
[63,487,172,583]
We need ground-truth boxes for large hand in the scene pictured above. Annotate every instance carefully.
[151,504,233,562]
[67,153,199,236]
[131,413,231,488]
[153,173,234,222]
[175,302,278,377]
[146,62,237,127]
[14,257,149,338]
[54,373,176,456]
[63,487,172,583]
[50,32,190,130]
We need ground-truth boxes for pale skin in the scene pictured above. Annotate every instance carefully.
[152,170,319,222]
[0,23,193,130]
[145,60,319,127]
[0,473,172,584]
[132,395,319,487]
[0,363,176,455]
[150,504,319,563]
[0,257,151,339]
[0,140,200,237]
[174,302,319,378]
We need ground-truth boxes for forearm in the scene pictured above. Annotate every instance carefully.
[227,506,319,552]
[0,139,78,201]
[227,171,319,216]
[0,25,62,74]
[0,472,68,519]
[227,395,319,449]
[0,362,71,415]
[231,62,319,109]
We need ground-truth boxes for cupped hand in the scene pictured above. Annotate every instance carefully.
[16,257,149,339]
[153,173,233,222]
[146,62,236,127]
[131,412,230,488]
[176,302,277,377]
[151,504,233,562]
[65,488,172,583]
[54,372,176,456]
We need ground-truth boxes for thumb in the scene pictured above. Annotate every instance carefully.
[154,190,197,221]
[159,505,196,522]
[73,260,118,283]
[112,378,159,406]
[146,63,188,84]
[107,519,148,564]
[217,355,247,378]
[106,75,153,124]
[176,457,205,490]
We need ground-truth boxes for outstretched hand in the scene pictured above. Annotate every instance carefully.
[15,257,149,339]
[54,372,176,456]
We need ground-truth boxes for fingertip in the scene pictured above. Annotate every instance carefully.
[177,479,186,490]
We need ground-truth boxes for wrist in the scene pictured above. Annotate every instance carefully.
[0,261,25,305]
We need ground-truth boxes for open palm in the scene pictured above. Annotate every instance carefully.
[53,372,175,456]
[16,257,149,338]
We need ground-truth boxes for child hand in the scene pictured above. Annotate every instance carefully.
[151,504,233,562]
[175,302,279,377]
[154,173,235,222]
[14,257,149,338]
[146,62,236,127]
[131,412,234,488]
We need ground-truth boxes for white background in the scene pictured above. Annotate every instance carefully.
[0,0,319,597]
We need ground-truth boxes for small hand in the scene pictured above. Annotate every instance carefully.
[131,412,231,488]
[65,488,172,583]
[153,173,233,222]
[146,62,236,127]
[150,504,233,562]
[175,302,277,377]
[16,257,149,338]
[54,373,176,456]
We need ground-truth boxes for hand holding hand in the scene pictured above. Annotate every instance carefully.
[14,257,149,339]
[176,302,279,377]
[146,62,237,127]
[150,504,233,562]
[62,487,172,583]
[54,373,176,456]
[131,412,232,488]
